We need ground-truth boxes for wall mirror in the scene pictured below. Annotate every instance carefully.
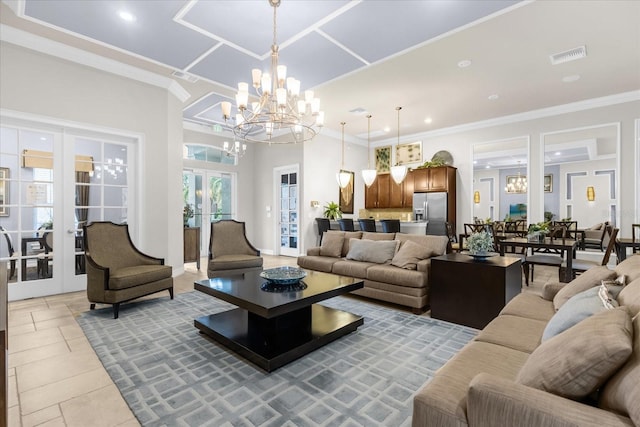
[542,123,619,229]
[473,137,529,222]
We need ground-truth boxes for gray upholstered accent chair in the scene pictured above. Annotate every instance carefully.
[83,221,173,319]
[207,220,263,278]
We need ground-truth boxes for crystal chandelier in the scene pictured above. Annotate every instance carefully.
[390,106,408,185]
[222,140,247,159]
[221,0,324,144]
[505,162,527,193]
[361,114,377,187]
[336,122,351,188]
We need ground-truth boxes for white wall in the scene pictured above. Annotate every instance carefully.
[409,100,639,238]
[0,41,184,268]
[302,132,367,251]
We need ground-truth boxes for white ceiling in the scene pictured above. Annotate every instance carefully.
[2,0,639,142]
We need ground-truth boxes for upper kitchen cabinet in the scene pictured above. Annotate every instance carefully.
[412,166,456,193]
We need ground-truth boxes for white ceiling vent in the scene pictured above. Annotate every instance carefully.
[172,70,199,83]
[550,45,587,65]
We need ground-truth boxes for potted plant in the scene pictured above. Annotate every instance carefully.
[323,201,342,220]
[183,203,194,227]
[467,230,494,257]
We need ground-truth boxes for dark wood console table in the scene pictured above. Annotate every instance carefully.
[183,227,200,269]
[430,253,522,329]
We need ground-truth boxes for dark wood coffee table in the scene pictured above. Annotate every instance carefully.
[194,270,364,372]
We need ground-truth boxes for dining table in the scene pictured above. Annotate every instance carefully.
[498,236,579,283]
[616,238,639,262]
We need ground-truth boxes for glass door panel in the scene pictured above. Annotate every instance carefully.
[277,166,299,257]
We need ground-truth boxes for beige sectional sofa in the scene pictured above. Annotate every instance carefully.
[413,254,640,427]
[297,230,449,313]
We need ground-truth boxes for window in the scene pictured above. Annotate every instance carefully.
[183,144,235,165]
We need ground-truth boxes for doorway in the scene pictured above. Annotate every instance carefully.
[275,164,300,257]
[0,119,136,300]
[183,170,235,257]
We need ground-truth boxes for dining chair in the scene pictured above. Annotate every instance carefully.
[583,221,609,251]
[445,222,460,252]
[358,219,377,232]
[337,218,355,231]
[0,226,17,280]
[559,226,618,280]
[316,218,331,245]
[633,224,640,254]
[37,231,53,278]
[380,219,401,233]
[522,225,567,286]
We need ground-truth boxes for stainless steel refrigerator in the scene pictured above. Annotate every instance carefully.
[413,192,448,236]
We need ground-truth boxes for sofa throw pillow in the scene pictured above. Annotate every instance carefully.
[542,286,618,341]
[319,232,344,258]
[516,307,633,400]
[553,266,617,311]
[616,276,640,318]
[598,312,640,426]
[346,239,399,264]
[390,240,434,270]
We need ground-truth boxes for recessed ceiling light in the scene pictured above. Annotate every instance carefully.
[383,126,390,133]
[473,160,477,164]
[485,165,490,169]
[40,137,46,141]
[555,151,561,156]
[424,117,432,124]
[562,74,581,83]
[488,94,499,101]
[118,11,136,22]
[458,60,472,68]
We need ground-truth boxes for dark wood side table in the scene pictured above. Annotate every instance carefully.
[430,253,522,329]
[183,227,201,269]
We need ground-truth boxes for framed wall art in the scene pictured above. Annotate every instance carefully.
[395,141,422,165]
[338,170,354,214]
[375,146,391,173]
[544,174,553,193]
[0,167,8,216]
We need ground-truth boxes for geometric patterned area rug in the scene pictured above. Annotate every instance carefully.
[77,292,477,427]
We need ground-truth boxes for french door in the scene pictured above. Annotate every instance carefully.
[275,164,300,257]
[183,170,235,257]
[0,119,135,300]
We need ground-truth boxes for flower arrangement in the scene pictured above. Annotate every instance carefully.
[528,221,550,234]
[467,231,494,255]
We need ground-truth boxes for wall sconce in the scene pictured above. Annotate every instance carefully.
[473,191,480,204]
[586,186,595,201]
[310,200,320,208]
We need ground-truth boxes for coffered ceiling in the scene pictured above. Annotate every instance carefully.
[2,0,639,142]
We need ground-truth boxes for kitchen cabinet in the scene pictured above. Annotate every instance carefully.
[364,173,413,209]
[413,166,455,192]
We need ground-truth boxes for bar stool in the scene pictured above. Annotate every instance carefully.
[380,219,401,233]
[316,218,331,245]
[358,219,377,232]
[337,218,355,231]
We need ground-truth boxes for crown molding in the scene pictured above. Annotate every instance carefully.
[372,90,640,147]
[0,24,190,103]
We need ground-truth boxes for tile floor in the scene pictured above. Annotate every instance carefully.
[7,255,552,427]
